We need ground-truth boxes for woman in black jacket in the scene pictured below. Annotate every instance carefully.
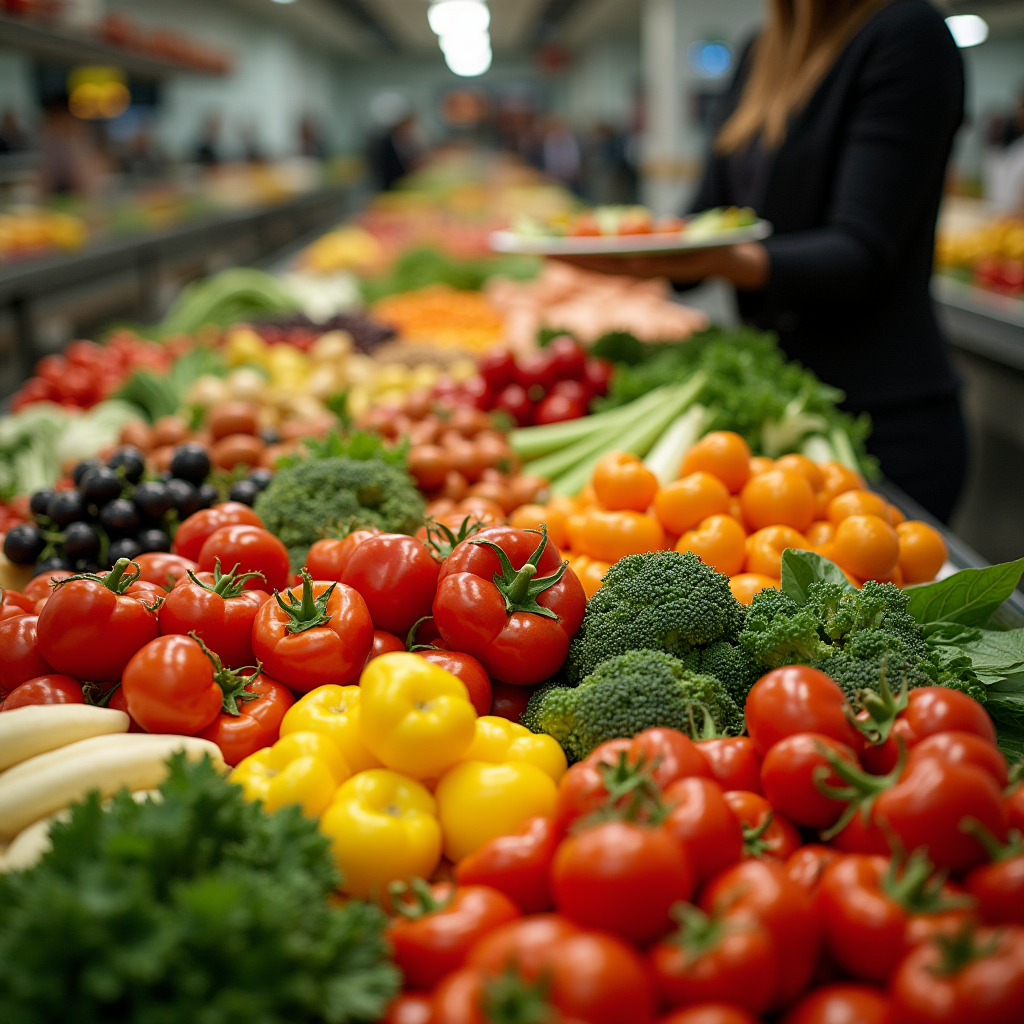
[565,0,966,521]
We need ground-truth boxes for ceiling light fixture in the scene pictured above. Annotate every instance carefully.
[945,14,989,48]
[428,0,490,37]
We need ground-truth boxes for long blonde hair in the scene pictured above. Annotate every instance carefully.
[717,0,893,153]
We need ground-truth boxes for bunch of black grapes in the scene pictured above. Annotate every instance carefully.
[1,443,256,577]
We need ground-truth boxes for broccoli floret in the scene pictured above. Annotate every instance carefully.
[698,640,763,705]
[528,651,744,762]
[806,580,920,644]
[739,588,830,668]
[254,456,425,571]
[520,682,577,748]
[565,551,745,684]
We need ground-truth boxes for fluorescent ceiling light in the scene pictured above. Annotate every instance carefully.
[439,30,491,58]
[946,14,988,48]
[445,46,492,77]
[270,0,297,5]
[428,0,489,37]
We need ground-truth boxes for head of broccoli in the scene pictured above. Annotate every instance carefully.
[254,455,425,571]
[522,649,744,762]
[565,551,745,684]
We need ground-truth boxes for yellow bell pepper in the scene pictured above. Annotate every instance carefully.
[279,684,381,773]
[435,761,558,863]
[463,716,567,782]
[223,327,268,368]
[359,653,476,780]
[320,769,442,898]
[230,731,349,818]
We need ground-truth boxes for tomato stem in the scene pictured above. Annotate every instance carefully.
[927,920,1002,977]
[59,557,142,594]
[470,524,567,621]
[480,964,553,1024]
[187,558,266,599]
[274,569,336,634]
[741,812,776,858]
[188,631,262,715]
[815,737,907,841]
[422,514,486,562]
[881,847,974,914]
[387,878,455,919]
[848,663,908,745]
[960,817,1024,863]
[667,902,731,962]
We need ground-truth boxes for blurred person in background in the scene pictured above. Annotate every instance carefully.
[241,124,266,165]
[558,0,967,521]
[38,97,107,197]
[541,116,582,192]
[193,115,221,167]
[0,110,29,154]
[986,89,1024,215]
[300,116,326,160]
[369,112,421,191]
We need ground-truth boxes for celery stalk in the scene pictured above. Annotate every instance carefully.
[643,404,711,486]
[509,401,643,461]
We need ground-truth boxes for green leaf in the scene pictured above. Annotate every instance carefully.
[906,558,1024,627]
[950,628,1024,684]
[780,548,856,607]
[995,722,1024,763]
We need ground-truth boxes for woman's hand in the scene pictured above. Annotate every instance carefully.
[553,241,770,291]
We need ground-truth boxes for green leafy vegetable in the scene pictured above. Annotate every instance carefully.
[906,558,1024,627]
[0,754,399,1024]
[780,548,856,606]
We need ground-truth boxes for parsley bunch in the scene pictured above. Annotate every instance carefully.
[0,755,399,1024]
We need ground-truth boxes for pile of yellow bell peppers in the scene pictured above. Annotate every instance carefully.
[230,652,565,898]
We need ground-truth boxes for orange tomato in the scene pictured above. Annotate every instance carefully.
[826,489,893,526]
[745,525,810,577]
[676,514,748,577]
[547,495,580,519]
[889,504,906,526]
[896,520,948,584]
[740,469,816,533]
[577,482,600,509]
[857,563,905,587]
[568,508,665,563]
[456,496,505,525]
[730,573,780,605]
[805,521,835,546]
[832,514,900,580]
[749,456,775,477]
[508,503,569,550]
[570,554,612,598]
[728,496,744,523]
[679,431,751,494]
[592,451,659,512]
[774,453,825,492]
[653,472,731,535]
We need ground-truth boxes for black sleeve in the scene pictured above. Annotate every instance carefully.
[759,7,963,301]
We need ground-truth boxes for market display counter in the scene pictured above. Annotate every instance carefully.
[933,275,1024,371]
[0,186,355,390]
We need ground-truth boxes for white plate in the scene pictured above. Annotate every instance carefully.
[490,219,772,257]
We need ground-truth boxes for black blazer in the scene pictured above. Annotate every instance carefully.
[692,0,964,411]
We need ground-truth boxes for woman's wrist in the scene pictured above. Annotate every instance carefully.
[719,242,770,290]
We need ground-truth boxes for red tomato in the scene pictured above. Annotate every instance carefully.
[819,853,974,983]
[1005,784,1024,835]
[760,732,860,828]
[888,924,1024,1024]
[469,919,655,1024]
[2,674,83,709]
[1,589,33,614]
[122,634,250,735]
[494,384,534,427]
[172,503,263,562]
[648,907,777,1014]
[388,881,521,991]
[382,993,432,1024]
[723,789,801,861]
[630,728,711,789]
[900,686,997,747]
[547,336,587,381]
[905,730,1009,787]
[478,347,517,391]
[656,1008,759,1024]
[699,860,820,1010]
[365,629,405,666]
[341,533,439,636]
[515,350,557,392]
[133,552,198,591]
[785,845,842,898]
[490,680,534,723]
[251,572,373,692]
[416,648,491,716]
[434,526,585,686]
[196,673,295,766]
[780,984,889,1024]
[964,832,1024,926]
[455,816,559,914]
[745,666,863,755]
[696,735,763,793]
[534,393,587,425]
[198,525,289,593]
[21,570,73,602]
[550,819,696,945]
[553,744,645,832]
[305,528,382,581]
[36,560,158,682]
[662,776,744,884]
[159,562,269,669]
[428,967,584,1024]
[107,685,143,732]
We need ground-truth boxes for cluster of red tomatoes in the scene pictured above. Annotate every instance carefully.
[9,333,176,412]
[382,667,1024,1024]
[441,337,614,427]
[0,506,587,767]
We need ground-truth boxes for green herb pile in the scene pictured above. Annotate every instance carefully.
[0,755,399,1024]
